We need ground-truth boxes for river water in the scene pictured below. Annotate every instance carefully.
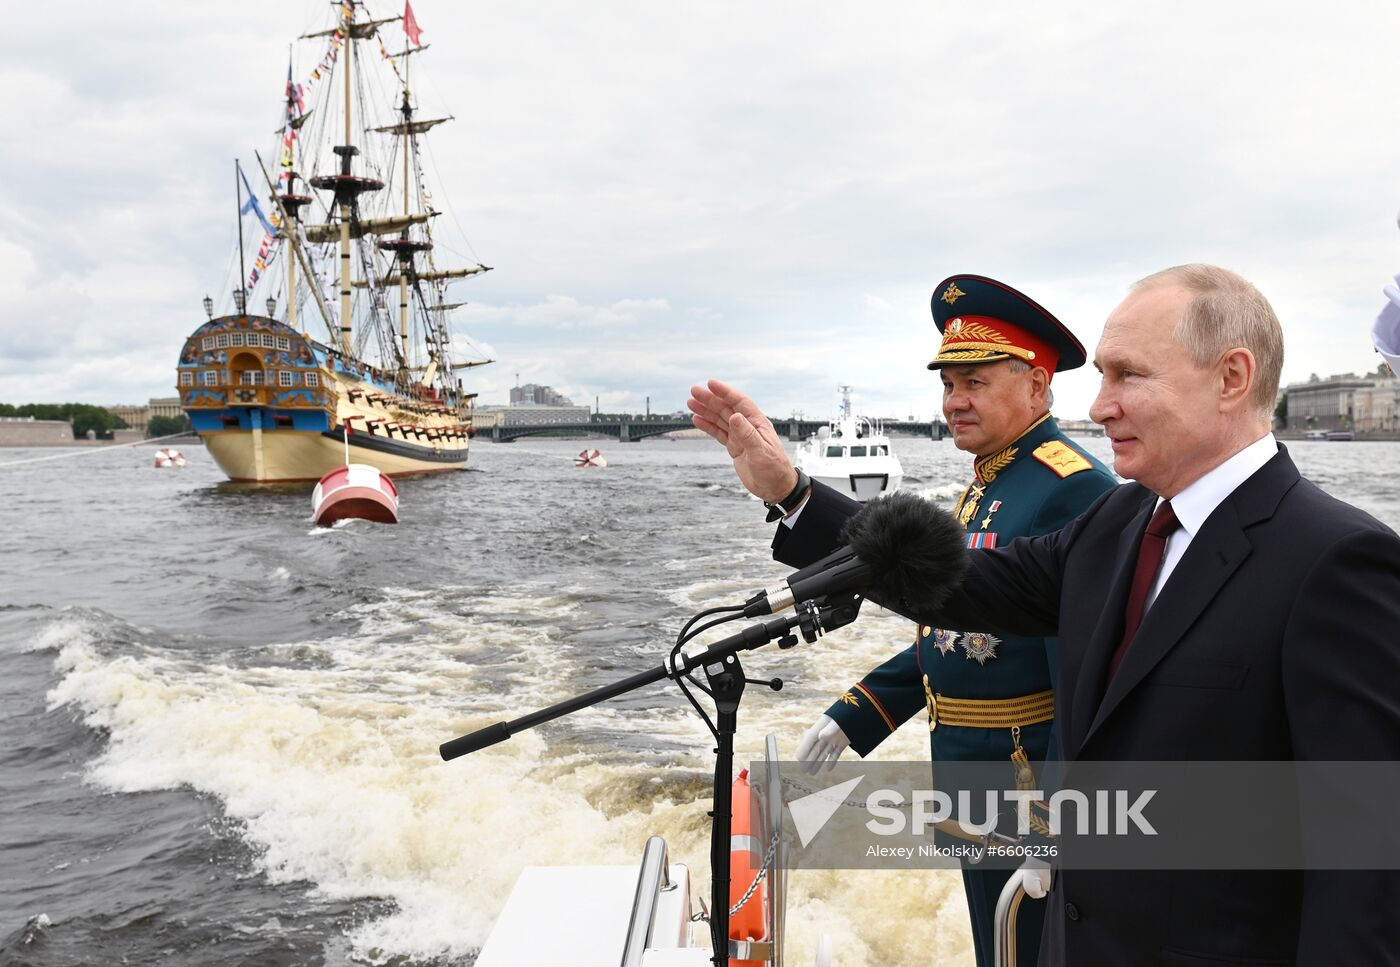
[2,435,1397,966]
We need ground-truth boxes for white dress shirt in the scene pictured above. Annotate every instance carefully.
[1147,432,1278,609]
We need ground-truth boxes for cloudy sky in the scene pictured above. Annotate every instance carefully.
[4,1,1399,421]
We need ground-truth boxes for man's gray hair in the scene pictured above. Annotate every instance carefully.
[1132,264,1284,415]
[1005,357,1054,408]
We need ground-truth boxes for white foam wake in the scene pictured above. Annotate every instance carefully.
[40,600,971,966]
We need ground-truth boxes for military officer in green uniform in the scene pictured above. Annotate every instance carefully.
[795,275,1117,967]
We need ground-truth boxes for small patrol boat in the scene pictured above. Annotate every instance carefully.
[793,386,903,502]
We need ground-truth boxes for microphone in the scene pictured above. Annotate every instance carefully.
[745,491,969,619]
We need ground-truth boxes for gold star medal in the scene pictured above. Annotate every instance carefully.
[980,499,1003,530]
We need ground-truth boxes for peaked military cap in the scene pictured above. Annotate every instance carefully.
[928,274,1087,377]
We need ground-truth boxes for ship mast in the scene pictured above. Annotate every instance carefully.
[278,53,312,334]
[307,2,388,358]
[399,79,413,369]
[338,4,354,355]
[373,51,450,388]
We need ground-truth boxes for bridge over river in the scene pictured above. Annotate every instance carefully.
[482,416,950,443]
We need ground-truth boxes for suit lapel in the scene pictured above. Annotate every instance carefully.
[1082,512,1251,743]
[1077,446,1301,751]
[1066,494,1155,755]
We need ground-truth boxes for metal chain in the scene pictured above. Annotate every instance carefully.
[728,825,781,916]
[779,774,915,811]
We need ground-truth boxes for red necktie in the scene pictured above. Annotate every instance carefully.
[1108,500,1180,679]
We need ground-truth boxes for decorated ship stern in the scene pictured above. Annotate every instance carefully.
[178,314,473,483]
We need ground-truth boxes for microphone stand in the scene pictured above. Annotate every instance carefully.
[440,592,864,966]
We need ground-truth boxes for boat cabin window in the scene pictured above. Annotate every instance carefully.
[305,372,320,387]
[850,446,868,457]
[216,334,230,349]
[201,337,215,351]
[826,446,845,457]
[239,370,265,386]
[180,371,194,387]
[278,371,295,387]
[875,445,887,455]
[201,370,218,386]
[276,337,291,351]
[230,333,245,347]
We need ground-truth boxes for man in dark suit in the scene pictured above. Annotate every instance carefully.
[689,264,1400,965]
[794,275,1117,967]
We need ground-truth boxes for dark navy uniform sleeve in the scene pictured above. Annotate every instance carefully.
[824,638,926,757]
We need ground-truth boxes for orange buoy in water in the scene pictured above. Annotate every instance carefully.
[312,464,399,526]
[729,768,768,966]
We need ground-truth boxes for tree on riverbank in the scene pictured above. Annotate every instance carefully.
[146,414,193,438]
[0,403,128,440]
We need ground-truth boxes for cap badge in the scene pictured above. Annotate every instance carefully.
[941,282,967,305]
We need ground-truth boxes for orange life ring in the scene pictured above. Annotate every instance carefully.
[729,769,768,967]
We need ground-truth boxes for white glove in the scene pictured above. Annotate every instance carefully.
[1014,858,1052,899]
[795,714,850,774]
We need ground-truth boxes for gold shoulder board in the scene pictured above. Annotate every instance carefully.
[1033,440,1092,478]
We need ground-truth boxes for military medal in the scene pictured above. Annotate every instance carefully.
[956,482,985,528]
[980,499,1002,530]
[932,628,957,655]
[960,631,1001,664]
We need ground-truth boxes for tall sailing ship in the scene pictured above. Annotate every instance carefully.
[178,1,491,482]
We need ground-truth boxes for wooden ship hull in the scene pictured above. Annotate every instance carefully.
[180,315,473,483]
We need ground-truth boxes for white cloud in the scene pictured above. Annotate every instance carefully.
[4,1,1400,415]
[460,295,672,331]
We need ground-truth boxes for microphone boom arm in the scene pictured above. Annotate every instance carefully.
[439,593,862,761]
[438,591,862,966]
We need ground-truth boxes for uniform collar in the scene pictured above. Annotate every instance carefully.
[973,412,1057,483]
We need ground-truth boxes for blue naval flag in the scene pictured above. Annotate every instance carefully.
[238,163,277,236]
